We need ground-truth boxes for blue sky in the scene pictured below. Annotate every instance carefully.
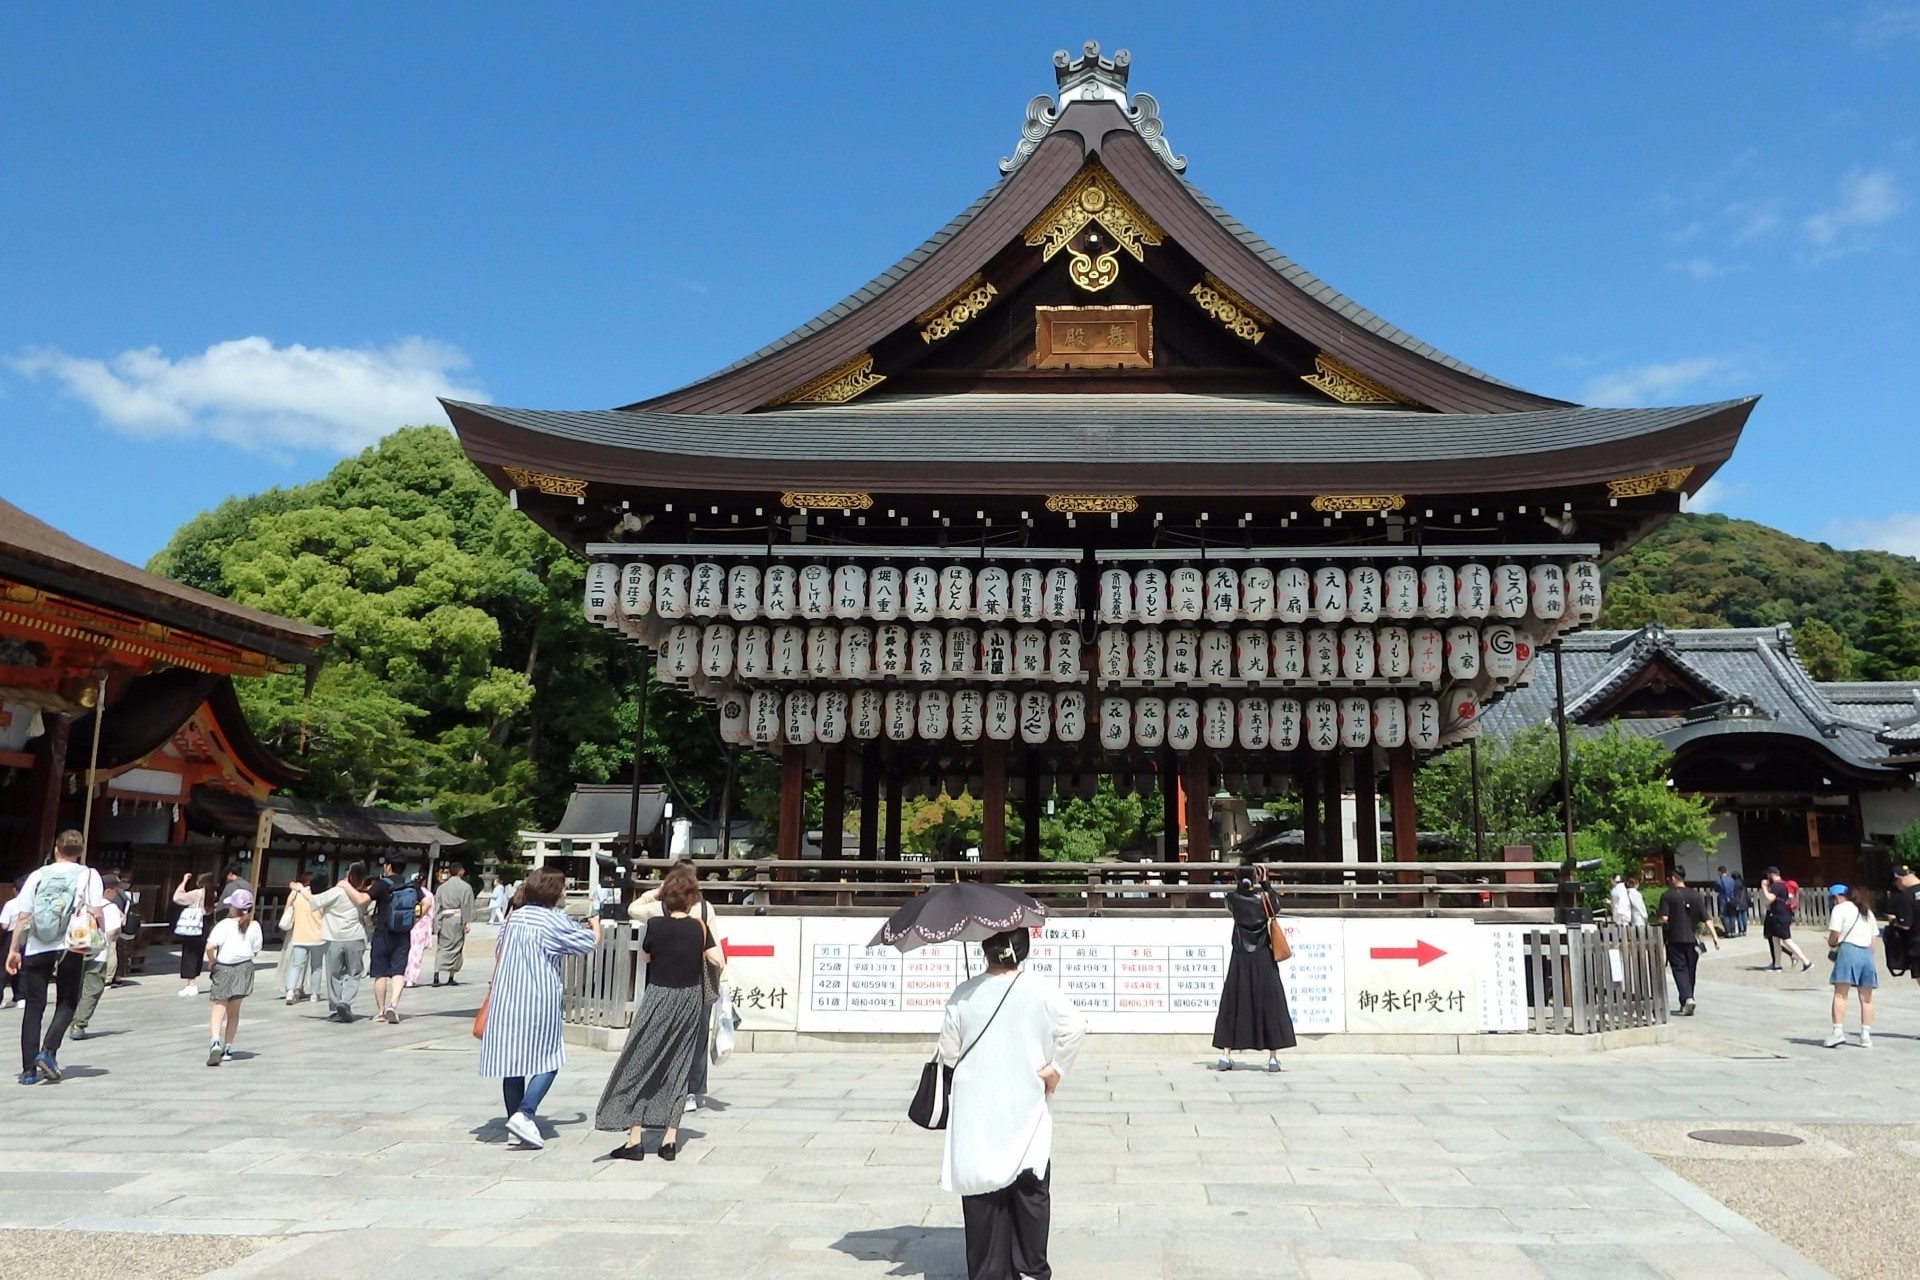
[2,3,1916,565]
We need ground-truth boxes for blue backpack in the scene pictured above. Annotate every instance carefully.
[386,879,421,934]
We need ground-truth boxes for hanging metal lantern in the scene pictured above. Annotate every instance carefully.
[584,561,619,625]
[762,563,797,620]
[1347,565,1382,623]
[1411,627,1444,683]
[654,564,691,619]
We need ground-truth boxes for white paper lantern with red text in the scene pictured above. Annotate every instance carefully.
[1382,565,1418,619]
[1411,627,1444,683]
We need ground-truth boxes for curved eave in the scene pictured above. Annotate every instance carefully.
[446,396,1753,498]
[1663,719,1900,784]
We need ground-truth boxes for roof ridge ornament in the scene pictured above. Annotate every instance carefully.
[1000,41,1186,176]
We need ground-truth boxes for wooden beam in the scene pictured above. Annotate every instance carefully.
[1354,756,1379,863]
[1389,745,1418,861]
[777,745,804,881]
[21,713,71,873]
[981,740,1007,863]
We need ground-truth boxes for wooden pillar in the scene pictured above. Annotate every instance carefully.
[1181,745,1211,863]
[776,745,804,883]
[858,747,880,862]
[821,745,847,868]
[1161,750,1181,861]
[1389,745,1417,861]
[1020,752,1042,861]
[884,767,903,862]
[22,713,71,869]
[1299,757,1321,861]
[1354,757,1379,863]
[980,740,1007,863]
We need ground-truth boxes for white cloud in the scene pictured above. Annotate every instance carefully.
[1854,7,1920,51]
[1668,257,1745,280]
[1831,513,1920,559]
[6,336,488,454]
[1582,356,1746,407]
[1681,477,1739,514]
[1803,168,1904,254]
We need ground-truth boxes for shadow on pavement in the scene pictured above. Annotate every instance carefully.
[832,1227,967,1279]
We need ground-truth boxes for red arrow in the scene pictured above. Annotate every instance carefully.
[1369,940,1447,967]
[722,940,774,959]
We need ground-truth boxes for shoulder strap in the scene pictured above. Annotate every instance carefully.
[953,973,1020,1069]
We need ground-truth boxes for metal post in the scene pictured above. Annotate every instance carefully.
[79,674,108,857]
[1554,641,1577,916]
[1469,737,1486,861]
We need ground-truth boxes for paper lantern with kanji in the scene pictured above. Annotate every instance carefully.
[953,689,984,742]
[1419,564,1454,619]
[762,564,796,620]
[736,625,771,679]
[910,627,943,680]
[1273,628,1305,681]
[1529,563,1566,620]
[868,565,902,621]
[1411,627,1444,683]
[832,564,867,620]
[873,623,907,677]
[885,689,916,741]
[944,626,976,679]
[584,561,619,624]
[664,624,700,681]
[1237,696,1270,750]
[701,623,735,679]
[1372,696,1407,749]
[1054,690,1087,743]
[1377,626,1411,679]
[1206,567,1240,623]
[1307,628,1339,682]
[939,565,974,620]
[1276,566,1311,622]
[1200,630,1234,683]
[1098,568,1132,623]
[1340,626,1377,681]
[1347,565,1382,623]
[985,689,1018,741]
[918,689,951,740]
[1339,695,1372,749]
[783,691,817,746]
[1240,567,1276,622]
[690,562,724,616]
[903,566,938,622]
[1131,629,1165,680]
[1492,564,1529,619]
[1097,629,1129,681]
[750,689,783,744]
[1044,566,1077,622]
[1011,567,1044,624]
[1133,696,1166,748]
[1169,566,1203,622]
[1015,627,1048,679]
[1202,696,1234,749]
[1454,563,1491,619]
[725,564,760,621]
[1382,564,1419,619]
[1049,630,1081,682]
[807,625,840,679]
[1100,697,1131,750]
[797,564,832,620]
[1270,697,1302,751]
[1236,629,1270,680]
[1408,696,1441,749]
[1312,566,1347,623]
[654,564,690,619]
[1304,697,1339,751]
[1019,690,1052,745]
[619,562,655,621]
[1445,624,1481,680]
[975,566,1010,623]
[851,688,883,741]
[1166,628,1199,682]
[1133,568,1167,624]
[1167,697,1200,751]
[1569,560,1603,624]
[815,689,849,744]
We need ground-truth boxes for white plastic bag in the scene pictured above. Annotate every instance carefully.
[710,986,736,1065]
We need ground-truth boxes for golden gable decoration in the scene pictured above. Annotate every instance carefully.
[918,275,1000,344]
[1189,274,1269,345]
[1310,494,1407,514]
[779,491,874,511]
[1023,162,1164,293]
[771,352,887,406]
[1302,353,1408,406]
[501,467,589,498]
[1044,493,1139,514]
[1604,467,1694,499]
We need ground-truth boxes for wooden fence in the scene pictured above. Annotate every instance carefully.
[1521,924,1668,1035]
[560,923,643,1027]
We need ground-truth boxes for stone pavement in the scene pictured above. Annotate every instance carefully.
[1,930,1913,1280]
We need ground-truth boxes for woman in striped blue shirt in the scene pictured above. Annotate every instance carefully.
[476,867,601,1149]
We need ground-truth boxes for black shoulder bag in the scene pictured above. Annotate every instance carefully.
[909,974,1019,1130]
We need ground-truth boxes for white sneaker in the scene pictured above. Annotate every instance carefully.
[1860,1030,1872,1050]
[177,987,198,999]
[504,1111,544,1149]
[1823,1028,1846,1048]
[685,1095,700,1114]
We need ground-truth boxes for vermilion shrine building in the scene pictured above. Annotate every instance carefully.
[449,44,1755,868]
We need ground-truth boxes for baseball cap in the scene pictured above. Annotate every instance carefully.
[101,873,122,889]
[1828,883,1848,897]
[226,888,255,911]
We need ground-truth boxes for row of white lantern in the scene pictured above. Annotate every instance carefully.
[655,623,1088,684]
[583,559,1602,629]
[1095,562,1598,625]
[715,687,1479,751]
[1094,623,1536,685]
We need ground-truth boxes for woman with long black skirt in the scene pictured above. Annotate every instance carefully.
[1212,864,1296,1072]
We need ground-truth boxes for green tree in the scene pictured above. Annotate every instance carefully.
[1859,574,1920,681]
[1792,617,1855,681]
[1893,820,1920,870]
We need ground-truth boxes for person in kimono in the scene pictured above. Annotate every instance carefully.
[937,927,1085,1280]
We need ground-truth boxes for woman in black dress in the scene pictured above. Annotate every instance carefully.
[597,865,725,1160]
[1212,865,1296,1071]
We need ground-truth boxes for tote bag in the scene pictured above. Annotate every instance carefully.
[909,975,1018,1131]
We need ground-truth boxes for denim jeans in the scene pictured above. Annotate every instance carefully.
[283,943,329,996]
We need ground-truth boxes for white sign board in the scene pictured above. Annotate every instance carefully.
[713,916,802,1032]
[800,917,978,1033]
[1476,924,1530,1033]
[1341,919,1481,1035]
[1277,917,1347,1034]
[1025,918,1227,1033]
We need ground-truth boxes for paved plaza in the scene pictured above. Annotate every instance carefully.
[2,931,1915,1280]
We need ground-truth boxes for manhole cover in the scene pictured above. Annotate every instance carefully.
[1687,1129,1804,1148]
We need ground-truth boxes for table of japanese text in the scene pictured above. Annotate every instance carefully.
[807,941,972,1013]
[1024,933,1227,1013]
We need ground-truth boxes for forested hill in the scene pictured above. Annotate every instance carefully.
[1602,513,1920,680]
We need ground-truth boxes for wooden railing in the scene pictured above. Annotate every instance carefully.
[1522,924,1668,1034]
[560,924,642,1027]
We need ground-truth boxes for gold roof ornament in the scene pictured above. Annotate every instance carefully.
[779,491,874,511]
[1023,162,1164,293]
[1309,494,1407,514]
[918,275,999,344]
[771,352,887,406]
[1189,274,1269,345]
[1302,353,1408,406]
[1044,493,1139,514]
[501,467,588,498]
[1604,467,1695,499]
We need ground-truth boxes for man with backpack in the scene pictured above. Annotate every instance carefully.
[366,858,420,1024]
[4,830,105,1085]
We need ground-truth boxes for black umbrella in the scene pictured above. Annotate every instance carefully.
[869,881,1048,951]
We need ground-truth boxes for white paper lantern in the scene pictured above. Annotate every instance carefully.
[1097,628,1129,681]
[1307,628,1339,682]
[1202,696,1235,749]
[1347,565,1382,623]
[1569,560,1603,624]
[1048,630,1081,682]
[1194,630,1229,684]
[866,565,901,621]
[1240,567,1276,623]
[945,626,978,678]
[953,689,984,742]
[1305,697,1339,752]
[1019,691,1052,745]
[1411,627,1444,683]
[910,627,944,680]
[830,565,866,620]
[686,562,722,617]
[1372,696,1407,749]
[1408,695,1441,749]
[1166,629,1199,683]
[885,689,916,741]
[772,624,806,679]
[815,689,849,744]
[1236,629,1270,681]
[1482,623,1520,681]
[1099,697,1131,751]
[1167,697,1200,751]
[797,564,832,620]
[918,689,951,740]
[1492,564,1529,619]
[655,564,690,619]
[702,623,736,679]
[1237,697,1270,751]
[1099,568,1133,624]
[1130,568,1166,625]
[1377,626,1410,680]
[975,567,1010,623]
[1054,690,1086,743]
[851,688,883,740]
[1382,565,1419,619]
[762,564,796,620]
[1528,563,1566,620]
[722,565,759,622]
[664,624,700,681]
[1011,567,1044,624]
[1015,627,1048,679]
[619,562,655,621]
[874,624,908,677]
[584,562,619,624]
[1272,628,1305,681]
[1206,567,1240,623]
[939,565,974,620]
[803,625,836,679]
[736,625,771,679]
[1312,566,1348,623]
[1419,564,1455,619]
[1164,566,1200,622]
[839,625,873,680]
[718,690,750,745]
[1340,627,1377,681]
[782,691,817,747]
[904,566,938,622]
[1445,625,1481,680]
[1270,698,1302,751]
[1276,566,1311,623]
[1131,629,1166,680]
[980,628,1013,679]
[1513,627,1538,678]
[1455,563,1492,619]
[1134,697,1166,748]
[985,689,1017,741]
[750,689,783,744]
[1442,686,1481,743]
[1339,696,1372,749]
[1044,567,1078,622]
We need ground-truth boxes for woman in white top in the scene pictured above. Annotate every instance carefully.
[203,888,263,1066]
[937,928,1085,1280]
[1823,883,1881,1049]
[309,864,374,1023]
